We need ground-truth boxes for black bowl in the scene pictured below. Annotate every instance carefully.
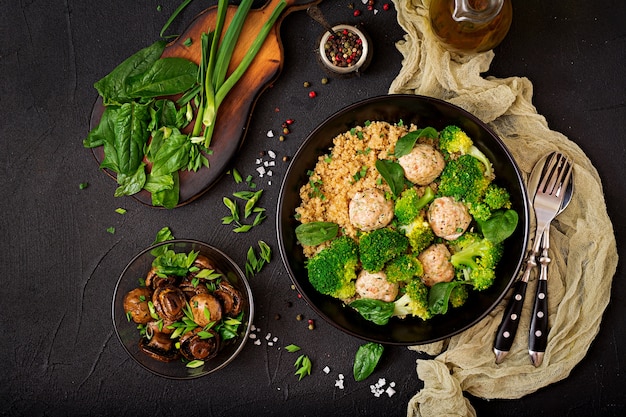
[276,94,529,345]
[112,239,254,378]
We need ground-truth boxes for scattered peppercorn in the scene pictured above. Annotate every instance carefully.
[286,118,294,125]
[323,28,363,68]
[353,9,361,17]
[275,313,281,320]
[303,81,310,88]
[283,127,290,135]
[308,91,317,98]
[321,77,329,85]
[296,314,304,321]
[308,319,315,330]
[282,156,289,162]
[383,3,390,11]
[279,135,285,142]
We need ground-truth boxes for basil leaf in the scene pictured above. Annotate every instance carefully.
[295,222,339,246]
[127,57,198,99]
[394,127,438,158]
[113,101,151,175]
[349,298,395,326]
[375,159,405,197]
[353,342,384,382]
[478,209,519,244]
[94,40,166,105]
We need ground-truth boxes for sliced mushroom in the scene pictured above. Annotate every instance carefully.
[179,328,220,361]
[123,287,153,324]
[138,332,180,362]
[152,284,186,321]
[214,280,244,317]
[189,293,223,327]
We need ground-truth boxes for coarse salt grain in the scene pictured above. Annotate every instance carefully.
[385,387,396,397]
[265,333,272,340]
[249,333,257,339]
[323,366,330,374]
[267,130,274,137]
[268,150,276,158]
[254,339,261,345]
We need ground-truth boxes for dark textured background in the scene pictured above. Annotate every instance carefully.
[1,0,624,415]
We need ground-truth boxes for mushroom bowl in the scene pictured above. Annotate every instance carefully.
[112,239,253,379]
[276,94,530,345]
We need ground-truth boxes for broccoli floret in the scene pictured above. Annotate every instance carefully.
[385,254,424,283]
[394,186,435,225]
[449,283,469,308]
[393,279,432,320]
[465,183,512,222]
[359,228,409,272]
[483,183,512,210]
[448,232,504,291]
[438,125,493,177]
[398,216,435,254]
[438,154,491,204]
[306,236,359,299]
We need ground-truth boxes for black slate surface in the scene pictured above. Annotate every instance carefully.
[1,0,624,416]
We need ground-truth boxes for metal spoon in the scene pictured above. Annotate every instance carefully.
[493,152,573,364]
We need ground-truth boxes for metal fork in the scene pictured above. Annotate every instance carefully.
[528,155,573,366]
[494,152,572,364]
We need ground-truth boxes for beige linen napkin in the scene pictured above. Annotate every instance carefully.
[388,1,619,416]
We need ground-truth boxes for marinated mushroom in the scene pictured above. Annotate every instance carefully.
[189,293,223,327]
[123,287,153,324]
[179,328,220,361]
[152,284,186,321]
[138,332,181,362]
[214,280,244,317]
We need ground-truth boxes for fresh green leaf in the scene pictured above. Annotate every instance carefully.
[394,127,438,158]
[114,163,146,197]
[195,269,222,280]
[478,209,519,244]
[112,101,151,175]
[127,57,198,99]
[295,222,339,246]
[428,281,465,315]
[106,226,115,234]
[349,299,395,326]
[353,342,384,381]
[94,40,166,105]
[375,159,405,197]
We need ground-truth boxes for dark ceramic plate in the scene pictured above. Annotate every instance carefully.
[276,94,530,345]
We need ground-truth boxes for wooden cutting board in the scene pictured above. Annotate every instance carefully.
[90,0,319,207]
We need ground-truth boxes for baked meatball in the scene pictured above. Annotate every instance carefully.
[355,270,399,302]
[398,144,445,185]
[349,188,394,231]
[427,196,472,240]
[418,243,455,287]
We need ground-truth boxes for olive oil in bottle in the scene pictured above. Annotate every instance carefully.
[429,0,513,53]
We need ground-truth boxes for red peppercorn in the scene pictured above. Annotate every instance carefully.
[286,119,294,125]
[308,91,317,98]
[367,5,373,11]
[353,9,361,17]
[383,3,390,11]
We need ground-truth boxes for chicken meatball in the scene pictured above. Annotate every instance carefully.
[418,243,455,287]
[355,270,399,302]
[349,188,394,232]
[398,143,445,185]
[427,196,472,240]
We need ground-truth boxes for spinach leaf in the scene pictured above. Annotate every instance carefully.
[151,171,180,209]
[113,101,151,175]
[478,209,519,244]
[149,128,191,177]
[114,163,146,197]
[94,40,166,105]
[349,298,395,326]
[375,159,405,197]
[295,222,339,246]
[144,173,175,194]
[428,281,464,315]
[127,57,198,99]
[148,99,179,132]
[394,127,438,158]
[84,106,118,148]
[353,342,384,382]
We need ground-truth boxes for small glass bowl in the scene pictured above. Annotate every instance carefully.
[112,239,253,379]
[318,24,371,76]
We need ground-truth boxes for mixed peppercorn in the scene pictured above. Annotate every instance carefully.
[324,28,364,68]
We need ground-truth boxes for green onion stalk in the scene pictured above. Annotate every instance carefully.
[191,0,287,148]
